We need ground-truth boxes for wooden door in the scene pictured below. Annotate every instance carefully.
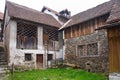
[107,27,120,72]
[36,54,43,69]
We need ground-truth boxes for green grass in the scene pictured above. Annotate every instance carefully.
[8,68,107,80]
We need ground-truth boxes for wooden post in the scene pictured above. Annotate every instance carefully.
[53,40,57,65]
[46,40,48,68]
[11,63,14,80]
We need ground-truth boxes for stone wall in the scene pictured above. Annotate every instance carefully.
[65,30,108,73]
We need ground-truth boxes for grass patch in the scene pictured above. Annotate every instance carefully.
[8,68,107,80]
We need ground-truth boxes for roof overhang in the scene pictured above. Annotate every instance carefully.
[96,21,120,30]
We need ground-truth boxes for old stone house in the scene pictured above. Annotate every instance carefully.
[3,1,63,69]
[2,1,120,78]
[59,0,120,73]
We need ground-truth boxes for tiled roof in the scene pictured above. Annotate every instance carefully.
[6,1,61,28]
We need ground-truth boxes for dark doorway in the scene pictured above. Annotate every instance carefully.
[36,54,43,69]
[48,54,53,61]
[0,47,6,64]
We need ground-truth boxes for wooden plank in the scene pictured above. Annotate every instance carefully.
[108,27,120,72]
[64,14,109,39]
[79,24,82,36]
[36,54,43,69]
[116,27,120,72]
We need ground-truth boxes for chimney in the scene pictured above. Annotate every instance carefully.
[59,9,71,19]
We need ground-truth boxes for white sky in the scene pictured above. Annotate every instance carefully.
[0,0,110,16]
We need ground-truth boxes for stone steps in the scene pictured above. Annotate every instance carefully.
[0,65,9,73]
[0,62,7,65]
[0,65,9,80]
[0,51,8,79]
[0,68,7,74]
[0,73,7,80]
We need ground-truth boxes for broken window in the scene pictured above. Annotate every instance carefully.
[87,43,98,55]
[25,53,32,61]
[78,45,86,56]
[78,43,98,57]
[17,21,37,49]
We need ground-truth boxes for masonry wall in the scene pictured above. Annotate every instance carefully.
[4,19,62,69]
[65,30,108,72]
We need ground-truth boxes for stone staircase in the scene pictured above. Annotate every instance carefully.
[0,52,8,80]
[0,67,8,80]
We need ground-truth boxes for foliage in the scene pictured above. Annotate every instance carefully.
[8,68,107,80]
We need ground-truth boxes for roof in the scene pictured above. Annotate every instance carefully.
[0,12,3,20]
[60,0,114,29]
[42,6,59,15]
[6,1,61,28]
[42,6,70,19]
[107,0,120,23]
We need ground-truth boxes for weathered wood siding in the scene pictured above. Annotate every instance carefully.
[64,27,71,39]
[107,27,120,72]
[64,14,109,39]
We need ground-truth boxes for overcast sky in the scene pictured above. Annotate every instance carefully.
[0,0,110,15]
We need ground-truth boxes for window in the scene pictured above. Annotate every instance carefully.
[87,43,98,55]
[47,54,53,61]
[78,45,86,56]
[17,22,37,49]
[78,43,98,57]
[25,54,32,61]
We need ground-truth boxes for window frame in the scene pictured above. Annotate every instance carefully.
[77,42,99,57]
[16,22,37,49]
[25,53,32,61]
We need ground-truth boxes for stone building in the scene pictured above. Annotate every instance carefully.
[60,0,120,73]
[3,1,62,69]
[2,1,120,79]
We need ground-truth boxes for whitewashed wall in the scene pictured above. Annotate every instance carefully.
[5,20,60,69]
